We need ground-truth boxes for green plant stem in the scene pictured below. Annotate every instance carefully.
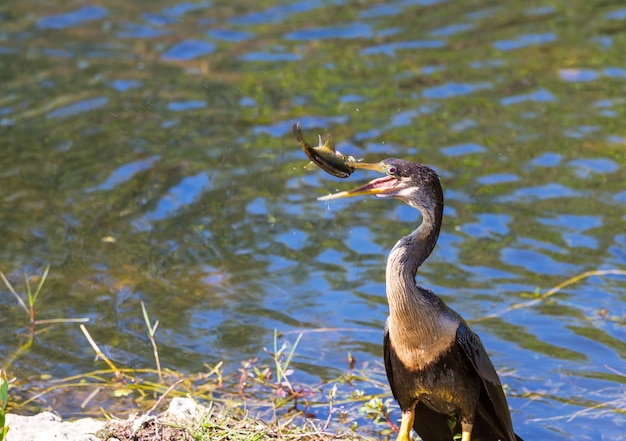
[141,301,162,383]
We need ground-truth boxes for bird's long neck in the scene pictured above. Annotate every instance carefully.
[385,204,442,318]
[385,190,456,365]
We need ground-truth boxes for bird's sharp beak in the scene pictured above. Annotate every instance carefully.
[318,172,400,201]
[344,161,384,172]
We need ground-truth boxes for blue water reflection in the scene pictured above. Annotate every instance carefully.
[362,39,445,56]
[134,172,212,228]
[423,82,492,99]
[107,79,143,92]
[254,116,349,137]
[501,88,557,105]
[162,39,215,60]
[286,23,374,40]
[229,0,330,25]
[529,152,562,167]
[605,8,626,20]
[168,101,207,111]
[207,29,253,42]
[37,6,107,29]
[2,1,626,439]
[501,247,581,276]
[239,52,301,62]
[493,32,557,51]
[441,142,486,156]
[430,23,474,37]
[463,213,511,238]
[477,173,519,185]
[47,97,108,119]
[91,156,160,192]
[504,183,581,201]
[568,158,619,178]
[118,23,170,39]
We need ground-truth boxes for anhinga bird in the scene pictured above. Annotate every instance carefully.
[319,159,523,441]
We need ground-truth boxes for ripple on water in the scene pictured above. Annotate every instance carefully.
[603,67,626,78]
[449,118,478,132]
[389,104,438,127]
[161,1,210,18]
[590,35,613,48]
[90,156,160,192]
[563,125,600,139]
[500,88,557,106]
[540,214,603,232]
[42,48,73,58]
[493,32,557,51]
[559,67,626,81]
[132,172,211,230]
[501,183,580,202]
[525,6,556,15]
[361,40,446,56]
[37,5,108,29]
[606,134,625,144]
[538,215,602,249]
[615,190,626,203]
[117,23,170,39]
[476,173,519,185]
[346,226,386,256]
[206,29,253,42]
[529,152,562,167]
[47,97,108,119]
[568,157,620,178]
[141,12,177,26]
[424,82,492,99]
[229,1,324,26]
[559,68,599,82]
[246,198,268,216]
[238,52,301,62]
[605,8,626,20]
[430,22,474,37]
[469,59,505,69]
[167,100,207,111]
[285,23,373,40]
[254,116,348,137]
[359,3,403,18]
[360,0,447,18]
[107,79,143,92]
[462,213,511,238]
[441,142,486,156]
[501,247,581,275]
[161,39,215,61]
[340,94,365,103]
[276,230,308,251]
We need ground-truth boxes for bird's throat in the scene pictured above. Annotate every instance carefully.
[385,223,458,370]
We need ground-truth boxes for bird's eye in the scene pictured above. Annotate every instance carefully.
[386,165,398,175]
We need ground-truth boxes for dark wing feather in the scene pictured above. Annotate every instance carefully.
[412,402,457,441]
[383,321,397,401]
[456,321,520,441]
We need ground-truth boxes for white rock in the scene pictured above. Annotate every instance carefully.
[165,397,207,422]
[5,412,105,441]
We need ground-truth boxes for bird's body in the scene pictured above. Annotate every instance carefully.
[319,159,522,441]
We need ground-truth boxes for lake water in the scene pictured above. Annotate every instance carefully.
[1,0,625,439]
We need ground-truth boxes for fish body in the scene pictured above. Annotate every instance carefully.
[293,123,356,178]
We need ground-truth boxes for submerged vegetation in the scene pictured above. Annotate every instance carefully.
[2,266,625,440]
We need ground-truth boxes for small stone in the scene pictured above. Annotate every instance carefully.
[165,397,206,422]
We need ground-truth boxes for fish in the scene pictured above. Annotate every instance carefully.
[292,122,356,178]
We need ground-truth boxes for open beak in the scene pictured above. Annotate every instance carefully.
[318,161,401,201]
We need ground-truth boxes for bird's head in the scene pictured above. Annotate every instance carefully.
[318,158,442,210]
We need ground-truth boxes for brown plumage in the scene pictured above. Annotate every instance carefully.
[320,159,523,441]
